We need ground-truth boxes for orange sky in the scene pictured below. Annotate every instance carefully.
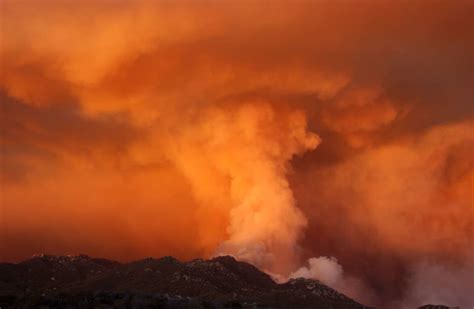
[1,0,473,306]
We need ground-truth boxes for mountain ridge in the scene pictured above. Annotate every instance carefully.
[0,254,370,308]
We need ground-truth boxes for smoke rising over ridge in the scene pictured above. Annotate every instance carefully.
[165,102,320,274]
[1,0,473,306]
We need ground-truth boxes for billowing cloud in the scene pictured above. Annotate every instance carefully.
[1,0,473,306]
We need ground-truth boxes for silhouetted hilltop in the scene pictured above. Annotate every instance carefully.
[1,254,369,308]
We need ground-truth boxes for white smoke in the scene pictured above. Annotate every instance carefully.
[289,256,376,305]
[290,256,343,286]
[398,258,474,309]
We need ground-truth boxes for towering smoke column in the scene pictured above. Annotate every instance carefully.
[2,1,473,306]
[167,102,320,274]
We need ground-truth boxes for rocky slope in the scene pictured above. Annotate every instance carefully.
[0,254,369,308]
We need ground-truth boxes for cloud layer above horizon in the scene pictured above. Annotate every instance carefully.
[1,0,473,306]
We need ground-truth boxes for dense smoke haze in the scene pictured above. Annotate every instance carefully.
[1,0,473,307]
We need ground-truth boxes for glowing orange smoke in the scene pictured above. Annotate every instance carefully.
[1,0,473,307]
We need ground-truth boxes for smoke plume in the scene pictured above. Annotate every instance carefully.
[400,258,474,308]
[1,0,473,306]
[164,103,320,274]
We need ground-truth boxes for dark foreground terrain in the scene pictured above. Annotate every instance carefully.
[0,254,370,308]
